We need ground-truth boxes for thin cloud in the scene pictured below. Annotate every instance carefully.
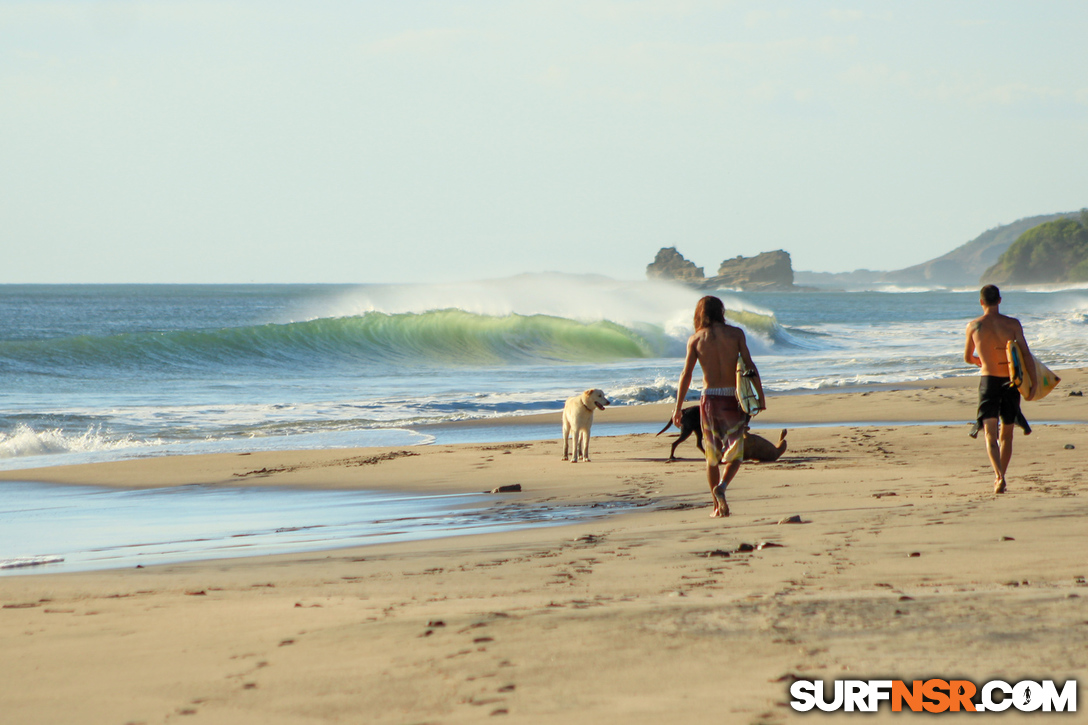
[361,28,470,57]
[972,83,1068,106]
[841,63,911,89]
[823,8,892,23]
[523,33,861,109]
[572,0,734,23]
[911,77,1079,108]
[745,8,792,28]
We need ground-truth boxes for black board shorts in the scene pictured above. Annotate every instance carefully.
[977,375,1021,425]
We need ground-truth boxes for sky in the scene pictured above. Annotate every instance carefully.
[2,1,1087,284]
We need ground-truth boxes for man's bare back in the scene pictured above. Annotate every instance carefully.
[689,323,748,389]
[964,311,1030,378]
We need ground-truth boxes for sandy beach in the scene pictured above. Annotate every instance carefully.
[2,372,1087,724]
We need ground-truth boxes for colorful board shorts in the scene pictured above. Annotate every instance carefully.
[700,390,747,466]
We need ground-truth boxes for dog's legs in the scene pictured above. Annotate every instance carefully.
[561,418,570,461]
[572,429,589,462]
[684,407,705,455]
[669,427,693,461]
[569,425,581,463]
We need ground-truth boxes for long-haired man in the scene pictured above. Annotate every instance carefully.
[673,296,765,516]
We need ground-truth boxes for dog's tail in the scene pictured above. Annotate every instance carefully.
[655,420,673,436]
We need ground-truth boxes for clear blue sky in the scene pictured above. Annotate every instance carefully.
[2,1,1086,283]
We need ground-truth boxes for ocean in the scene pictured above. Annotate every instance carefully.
[2,276,1087,471]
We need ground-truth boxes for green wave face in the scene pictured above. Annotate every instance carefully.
[723,309,778,337]
[0,309,667,374]
[344,309,663,364]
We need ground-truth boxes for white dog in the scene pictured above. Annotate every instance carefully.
[561,388,609,462]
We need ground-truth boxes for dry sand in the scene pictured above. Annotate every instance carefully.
[2,372,1087,724]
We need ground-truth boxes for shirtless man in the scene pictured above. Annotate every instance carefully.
[673,296,765,517]
[964,285,1035,494]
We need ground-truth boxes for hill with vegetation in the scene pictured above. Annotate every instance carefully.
[981,212,1088,285]
[795,210,1083,289]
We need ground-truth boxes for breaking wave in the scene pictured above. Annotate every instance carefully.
[0,424,151,460]
[0,307,801,376]
[0,310,668,374]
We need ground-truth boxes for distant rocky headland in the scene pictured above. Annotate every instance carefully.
[793,209,1087,290]
[646,248,797,291]
[982,211,1088,285]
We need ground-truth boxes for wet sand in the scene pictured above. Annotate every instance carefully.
[2,371,1087,723]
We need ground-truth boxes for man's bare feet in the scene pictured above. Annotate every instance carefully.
[710,483,730,517]
[994,477,1007,494]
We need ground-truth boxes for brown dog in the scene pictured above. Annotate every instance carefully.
[658,406,787,462]
[744,428,788,462]
[656,405,704,460]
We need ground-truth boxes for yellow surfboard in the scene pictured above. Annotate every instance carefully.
[736,358,762,416]
[1007,340,1060,401]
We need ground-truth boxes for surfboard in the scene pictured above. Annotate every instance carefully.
[736,358,762,416]
[1007,340,1060,401]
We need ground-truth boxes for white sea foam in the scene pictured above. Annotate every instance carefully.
[0,556,65,570]
[0,424,151,460]
[1017,283,1088,293]
[869,285,952,294]
[309,275,777,343]
[607,377,680,405]
[0,425,434,471]
[606,376,717,404]
[312,274,702,326]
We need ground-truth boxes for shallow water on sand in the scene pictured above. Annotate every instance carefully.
[0,482,636,576]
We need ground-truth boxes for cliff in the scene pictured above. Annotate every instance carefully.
[712,250,794,290]
[646,248,705,283]
[982,214,1088,285]
[646,248,796,291]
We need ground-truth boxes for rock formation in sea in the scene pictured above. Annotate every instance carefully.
[712,250,794,290]
[646,248,796,291]
[646,247,705,283]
